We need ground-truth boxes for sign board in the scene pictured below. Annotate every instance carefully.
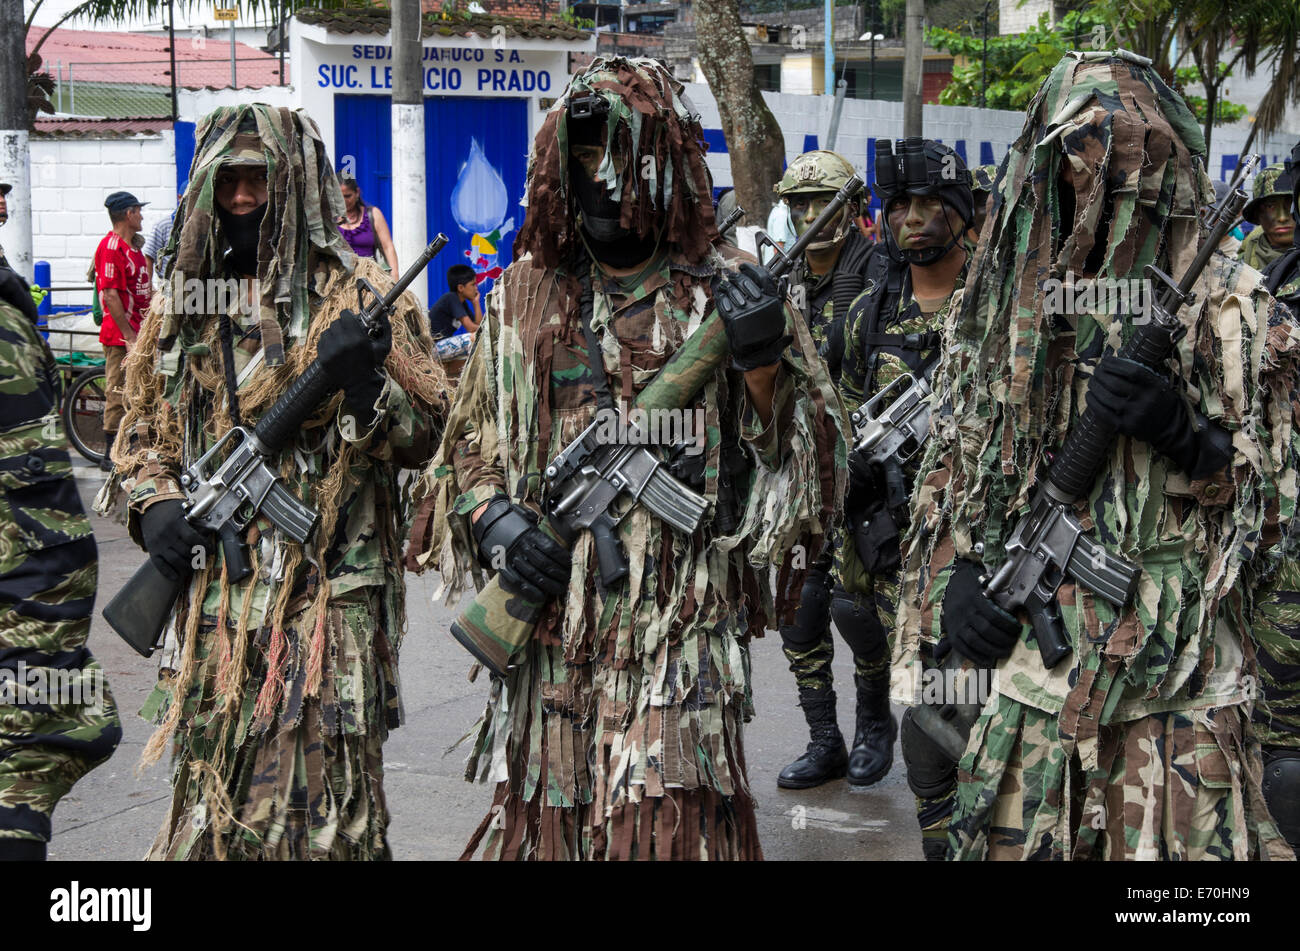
[214,8,238,21]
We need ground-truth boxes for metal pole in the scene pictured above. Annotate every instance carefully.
[280,0,286,86]
[230,20,237,88]
[168,0,179,120]
[69,63,75,115]
[824,0,834,96]
[870,34,875,99]
[392,0,428,308]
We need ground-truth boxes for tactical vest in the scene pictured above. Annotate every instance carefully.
[856,251,943,397]
[1264,248,1300,320]
[800,230,874,383]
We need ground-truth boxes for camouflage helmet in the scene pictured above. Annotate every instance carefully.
[971,164,998,197]
[1243,163,1294,225]
[775,150,859,198]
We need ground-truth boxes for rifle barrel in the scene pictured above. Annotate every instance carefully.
[380,234,449,310]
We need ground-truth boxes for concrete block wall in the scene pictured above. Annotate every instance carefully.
[29,131,177,308]
[683,83,1300,204]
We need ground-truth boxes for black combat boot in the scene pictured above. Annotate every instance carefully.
[846,671,898,788]
[100,432,114,472]
[777,687,848,789]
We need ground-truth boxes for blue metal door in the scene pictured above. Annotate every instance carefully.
[334,94,529,303]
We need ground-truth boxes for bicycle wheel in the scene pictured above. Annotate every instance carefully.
[62,367,108,464]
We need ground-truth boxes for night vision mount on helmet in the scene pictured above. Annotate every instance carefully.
[874,137,974,266]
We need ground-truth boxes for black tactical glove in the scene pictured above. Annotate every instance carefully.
[317,310,393,420]
[139,499,216,583]
[472,495,572,603]
[941,558,1022,666]
[1087,354,1232,479]
[714,262,792,371]
[0,266,39,324]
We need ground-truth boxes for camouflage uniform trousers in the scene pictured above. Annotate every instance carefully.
[1253,557,1300,752]
[144,587,396,860]
[783,530,897,690]
[949,693,1294,861]
[1,300,122,845]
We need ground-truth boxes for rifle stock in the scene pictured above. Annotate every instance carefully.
[102,559,185,658]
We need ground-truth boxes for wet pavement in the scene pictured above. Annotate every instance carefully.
[52,460,922,861]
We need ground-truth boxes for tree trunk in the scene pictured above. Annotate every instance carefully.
[902,0,924,137]
[695,0,785,225]
[1,0,33,280]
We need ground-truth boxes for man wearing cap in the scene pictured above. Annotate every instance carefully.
[1238,163,1295,272]
[94,191,152,470]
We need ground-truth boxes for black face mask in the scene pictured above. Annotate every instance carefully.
[580,222,660,268]
[217,202,267,276]
[573,168,626,243]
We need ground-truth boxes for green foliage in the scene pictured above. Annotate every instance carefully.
[927,9,1109,109]
[1173,66,1249,126]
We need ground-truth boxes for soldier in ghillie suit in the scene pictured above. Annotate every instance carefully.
[834,138,974,854]
[96,104,448,860]
[407,57,846,860]
[897,51,1300,860]
[0,270,122,861]
[1254,142,1300,855]
[770,149,885,790]
[1238,163,1295,273]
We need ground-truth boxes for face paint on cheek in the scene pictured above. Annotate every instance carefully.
[792,196,835,238]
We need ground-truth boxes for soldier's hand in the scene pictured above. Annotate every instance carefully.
[1087,354,1190,449]
[941,558,1022,666]
[139,499,216,582]
[318,310,390,418]
[714,262,792,371]
[471,495,572,602]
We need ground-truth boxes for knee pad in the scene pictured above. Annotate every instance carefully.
[781,565,834,649]
[900,706,957,800]
[1262,749,1300,849]
[830,587,887,662]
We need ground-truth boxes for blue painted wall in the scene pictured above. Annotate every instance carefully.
[333,94,529,302]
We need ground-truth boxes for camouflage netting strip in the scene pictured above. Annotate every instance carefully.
[515,55,719,270]
[161,104,357,366]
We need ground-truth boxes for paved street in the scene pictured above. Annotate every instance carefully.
[53,459,922,861]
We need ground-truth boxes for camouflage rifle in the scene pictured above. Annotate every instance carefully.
[980,155,1260,669]
[103,235,449,657]
[451,176,866,676]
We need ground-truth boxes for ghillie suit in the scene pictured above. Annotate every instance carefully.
[896,51,1300,861]
[408,57,847,860]
[97,104,449,860]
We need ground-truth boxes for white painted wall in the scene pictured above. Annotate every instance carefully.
[179,84,295,118]
[684,84,1300,196]
[29,130,177,308]
[290,21,588,159]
